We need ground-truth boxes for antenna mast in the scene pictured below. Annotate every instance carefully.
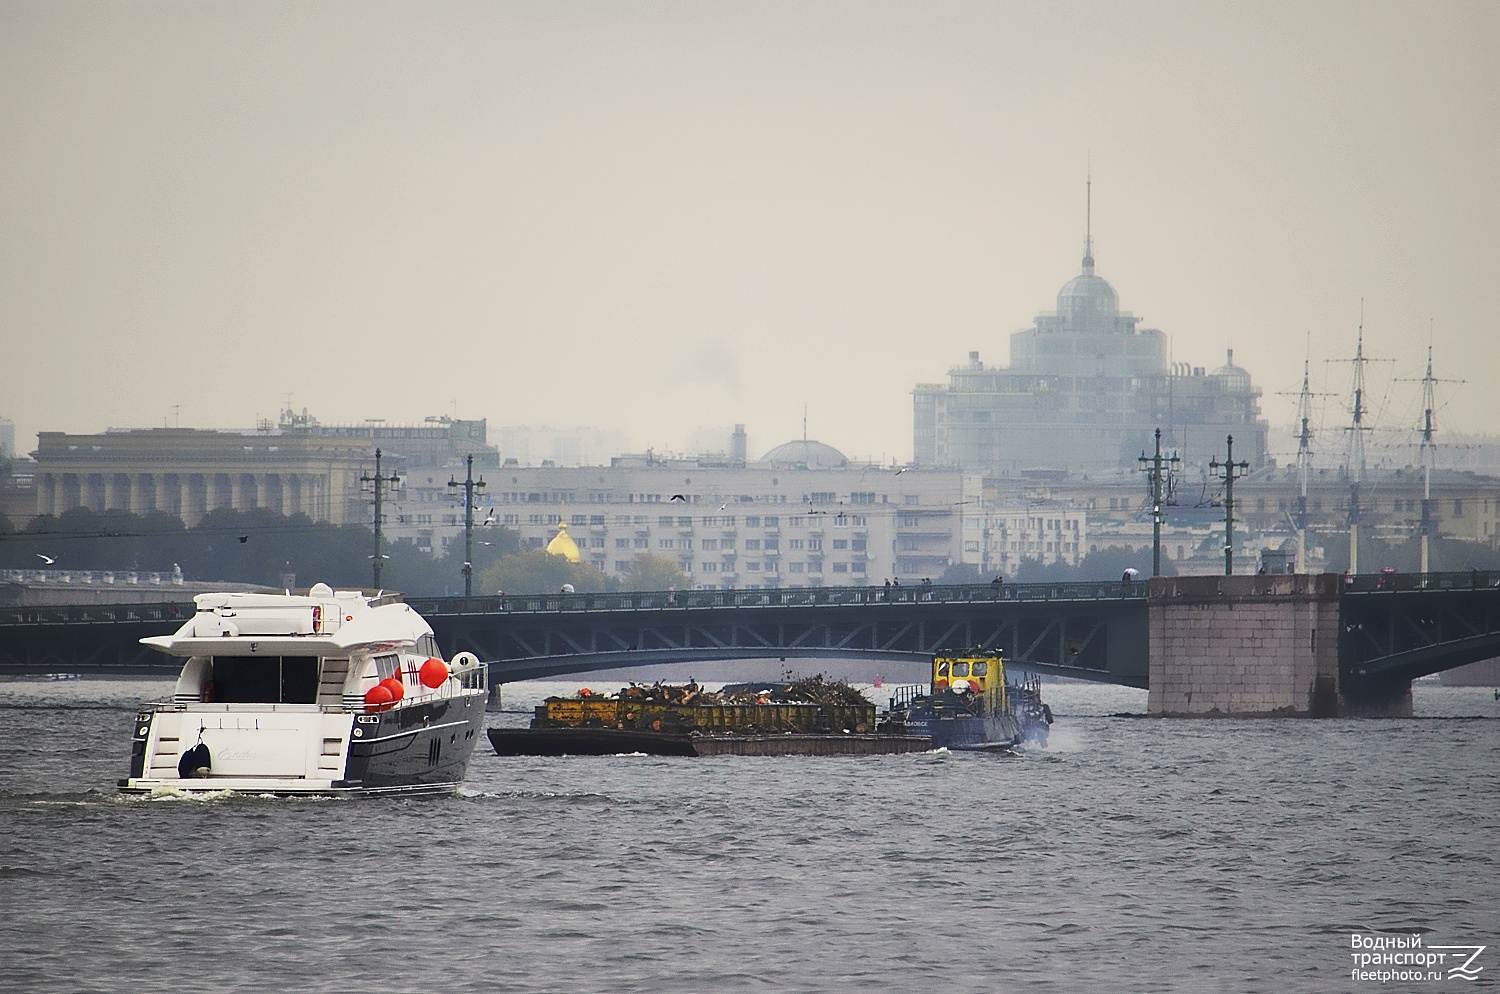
[1326,305,1388,573]
[1292,359,1316,572]
[1418,345,1437,572]
[1397,332,1464,572]
[1278,340,1335,572]
[1083,170,1094,273]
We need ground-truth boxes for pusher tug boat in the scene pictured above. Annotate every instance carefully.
[120,583,487,798]
[879,650,1052,751]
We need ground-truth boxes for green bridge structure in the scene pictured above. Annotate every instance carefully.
[2,572,1497,717]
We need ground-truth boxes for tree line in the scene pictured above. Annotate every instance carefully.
[0,507,693,596]
[7,505,1496,596]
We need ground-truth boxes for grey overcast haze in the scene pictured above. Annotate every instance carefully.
[2,1,1496,464]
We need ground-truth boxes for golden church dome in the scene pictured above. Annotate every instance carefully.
[546,522,581,562]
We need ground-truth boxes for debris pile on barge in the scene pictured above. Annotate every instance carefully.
[487,677,930,757]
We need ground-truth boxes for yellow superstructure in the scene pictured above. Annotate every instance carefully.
[932,651,1008,713]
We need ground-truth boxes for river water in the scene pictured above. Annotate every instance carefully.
[1,676,1497,993]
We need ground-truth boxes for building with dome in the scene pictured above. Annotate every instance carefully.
[466,435,1014,588]
[913,205,1267,473]
[758,439,850,471]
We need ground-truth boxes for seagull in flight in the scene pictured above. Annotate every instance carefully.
[238,536,249,544]
[482,510,496,526]
[895,467,909,475]
[670,494,686,502]
[718,502,729,511]
[36,554,55,565]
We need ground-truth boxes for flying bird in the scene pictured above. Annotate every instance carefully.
[895,468,909,475]
[670,494,686,502]
[36,554,55,565]
[718,503,728,511]
[238,536,249,544]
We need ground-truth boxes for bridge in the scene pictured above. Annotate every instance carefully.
[0,582,1151,685]
[410,582,1150,686]
[1,572,1496,716]
[1339,572,1500,684]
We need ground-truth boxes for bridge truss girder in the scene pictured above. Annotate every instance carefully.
[429,602,1148,687]
[1340,587,1500,685]
[0,620,181,674]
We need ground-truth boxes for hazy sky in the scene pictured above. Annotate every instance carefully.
[3,2,1496,464]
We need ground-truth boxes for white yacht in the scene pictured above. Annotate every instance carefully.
[120,583,487,797]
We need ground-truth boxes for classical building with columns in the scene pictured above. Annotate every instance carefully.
[31,429,375,526]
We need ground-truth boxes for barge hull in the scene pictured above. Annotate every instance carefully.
[488,727,698,756]
[688,733,931,756]
[487,726,930,757]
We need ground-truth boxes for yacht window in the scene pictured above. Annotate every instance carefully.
[211,656,320,704]
[971,661,988,676]
[936,662,949,678]
[373,653,401,680]
[951,662,970,678]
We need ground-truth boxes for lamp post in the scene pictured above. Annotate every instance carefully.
[361,448,401,589]
[447,454,486,599]
[1209,434,1250,576]
[1137,428,1180,577]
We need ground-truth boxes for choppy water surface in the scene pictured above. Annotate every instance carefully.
[1,677,1497,993]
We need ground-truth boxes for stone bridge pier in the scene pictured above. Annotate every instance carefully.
[1147,574,1412,718]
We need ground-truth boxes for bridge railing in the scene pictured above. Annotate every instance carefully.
[407,580,1148,616]
[1340,570,1499,594]
[0,578,1158,627]
[0,601,195,627]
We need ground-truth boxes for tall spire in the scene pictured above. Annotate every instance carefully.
[1082,171,1094,274]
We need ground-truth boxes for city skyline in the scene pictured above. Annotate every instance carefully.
[3,3,1495,466]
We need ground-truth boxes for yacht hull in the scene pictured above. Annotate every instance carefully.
[120,694,488,798]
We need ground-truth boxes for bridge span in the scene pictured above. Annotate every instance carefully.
[2,573,1496,717]
[409,581,1150,686]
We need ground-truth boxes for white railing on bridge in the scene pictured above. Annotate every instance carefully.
[0,568,185,587]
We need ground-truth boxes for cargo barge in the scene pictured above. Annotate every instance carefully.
[487,678,929,757]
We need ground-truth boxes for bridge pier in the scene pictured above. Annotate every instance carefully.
[1337,678,1414,718]
[1148,574,1357,717]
